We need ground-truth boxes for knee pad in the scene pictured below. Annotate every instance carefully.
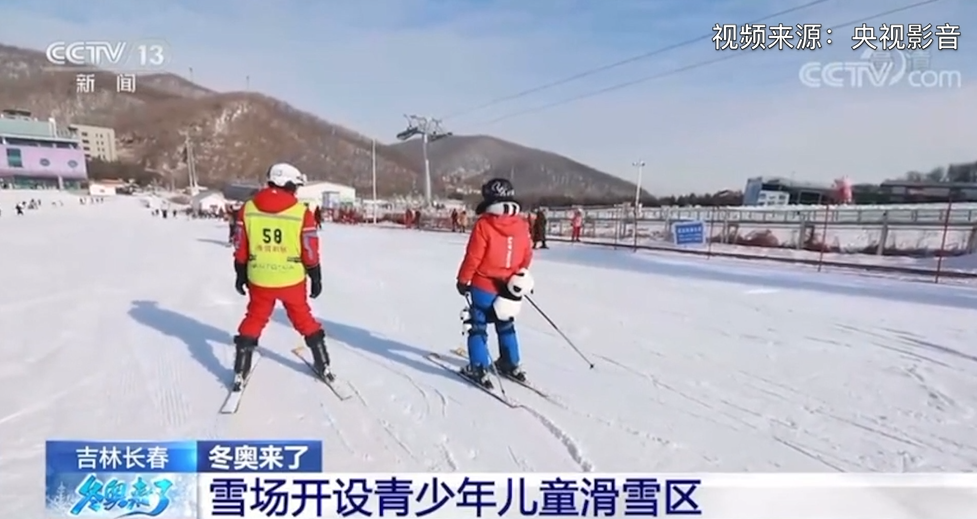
[493,297,522,322]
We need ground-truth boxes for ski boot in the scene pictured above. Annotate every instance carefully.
[304,329,334,382]
[494,352,527,383]
[232,335,258,391]
[461,364,493,389]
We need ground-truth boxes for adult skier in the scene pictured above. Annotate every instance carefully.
[231,163,330,388]
[531,208,548,249]
[455,178,535,387]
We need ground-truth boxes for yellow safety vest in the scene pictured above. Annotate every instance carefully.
[242,200,307,288]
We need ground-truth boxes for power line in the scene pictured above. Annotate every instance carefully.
[439,0,833,120]
[472,0,944,127]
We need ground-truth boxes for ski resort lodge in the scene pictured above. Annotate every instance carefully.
[296,181,356,208]
[0,109,89,190]
[223,180,356,209]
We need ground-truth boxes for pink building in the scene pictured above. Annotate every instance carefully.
[0,142,88,180]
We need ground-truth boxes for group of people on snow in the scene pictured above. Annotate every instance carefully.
[227,163,538,388]
[150,207,180,219]
[449,208,471,232]
[444,204,584,248]
[1,197,79,217]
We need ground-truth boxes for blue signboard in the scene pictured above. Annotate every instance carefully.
[673,220,705,246]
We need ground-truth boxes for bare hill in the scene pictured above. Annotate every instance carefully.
[0,43,638,198]
[391,135,644,199]
[0,44,423,194]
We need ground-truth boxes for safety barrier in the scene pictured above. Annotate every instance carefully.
[368,206,977,283]
[540,204,977,283]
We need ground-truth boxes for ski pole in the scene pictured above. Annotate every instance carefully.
[526,295,595,369]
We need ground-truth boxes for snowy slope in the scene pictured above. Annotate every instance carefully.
[2,199,977,515]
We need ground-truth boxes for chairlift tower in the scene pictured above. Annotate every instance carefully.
[396,115,452,205]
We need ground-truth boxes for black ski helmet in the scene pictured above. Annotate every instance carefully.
[480,177,515,202]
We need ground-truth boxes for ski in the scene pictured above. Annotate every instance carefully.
[220,351,263,414]
[426,353,517,408]
[449,347,551,400]
[290,347,353,401]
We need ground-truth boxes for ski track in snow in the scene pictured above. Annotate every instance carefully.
[3,197,977,513]
[518,405,596,472]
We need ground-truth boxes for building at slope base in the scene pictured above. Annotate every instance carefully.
[222,184,260,204]
[67,124,118,162]
[296,181,356,209]
[222,180,357,209]
[743,177,840,206]
[0,109,88,190]
[191,189,227,212]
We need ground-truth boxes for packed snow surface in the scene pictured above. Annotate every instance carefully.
[2,197,977,515]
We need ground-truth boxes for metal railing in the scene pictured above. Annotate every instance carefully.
[545,203,977,226]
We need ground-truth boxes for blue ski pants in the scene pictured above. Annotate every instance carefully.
[466,286,521,369]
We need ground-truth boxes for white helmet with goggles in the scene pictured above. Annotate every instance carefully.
[267,163,306,188]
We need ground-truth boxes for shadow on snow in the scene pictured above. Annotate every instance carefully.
[271,311,463,385]
[127,300,309,385]
[128,300,475,388]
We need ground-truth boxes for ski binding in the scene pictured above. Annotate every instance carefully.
[220,351,263,414]
[426,352,517,408]
[449,347,550,399]
[291,347,353,401]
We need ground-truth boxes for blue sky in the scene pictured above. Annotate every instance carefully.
[0,0,973,194]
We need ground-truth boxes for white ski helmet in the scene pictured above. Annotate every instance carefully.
[267,163,307,188]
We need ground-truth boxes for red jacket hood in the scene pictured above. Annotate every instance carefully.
[251,187,300,213]
[479,213,526,235]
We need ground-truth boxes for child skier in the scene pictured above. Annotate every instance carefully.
[455,178,535,387]
[231,162,331,389]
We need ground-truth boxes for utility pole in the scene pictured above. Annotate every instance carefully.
[371,138,378,224]
[395,115,452,206]
[184,132,198,191]
[182,67,199,193]
[631,159,645,252]
[631,160,645,208]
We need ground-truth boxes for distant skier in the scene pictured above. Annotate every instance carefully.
[532,208,548,249]
[570,209,583,242]
[227,207,239,245]
[231,163,330,387]
[455,178,535,387]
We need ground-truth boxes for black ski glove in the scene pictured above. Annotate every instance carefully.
[455,281,469,296]
[307,265,323,299]
[234,262,248,295]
